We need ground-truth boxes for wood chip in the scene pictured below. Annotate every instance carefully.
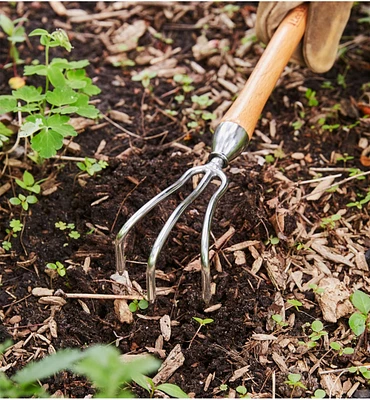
[234,250,246,265]
[251,334,277,341]
[78,299,91,314]
[214,226,235,249]
[225,240,260,252]
[306,176,336,201]
[262,250,287,290]
[320,371,343,396]
[204,373,214,391]
[114,299,134,324]
[160,315,171,342]
[49,319,58,338]
[38,296,66,306]
[184,250,215,272]
[316,277,354,323]
[272,352,288,373]
[108,110,132,124]
[49,1,67,16]
[0,182,11,197]
[152,344,185,385]
[204,303,222,313]
[229,365,250,382]
[311,242,354,267]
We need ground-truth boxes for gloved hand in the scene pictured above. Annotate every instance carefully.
[256,2,353,73]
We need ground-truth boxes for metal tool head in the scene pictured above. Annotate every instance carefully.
[115,156,228,303]
[115,121,249,303]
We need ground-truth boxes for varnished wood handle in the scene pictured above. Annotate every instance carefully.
[221,4,308,138]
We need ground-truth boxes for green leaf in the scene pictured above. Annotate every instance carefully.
[330,342,341,351]
[349,312,367,336]
[47,114,77,137]
[22,170,34,186]
[29,28,49,37]
[31,129,63,158]
[132,373,152,393]
[0,95,17,114]
[14,348,85,384]
[138,299,149,310]
[24,64,47,76]
[66,69,87,89]
[19,117,44,138]
[343,347,354,355]
[26,195,38,204]
[47,65,66,87]
[0,14,14,36]
[311,320,324,333]
[72,94,100,118]
[313,389,326,398]
[351,290,370,314]
[287,373,301,383]
[10,197,21,205]
[68,60,90,69]
[12,86,44,103]
[46,86,79,107]
[157,383,189,398]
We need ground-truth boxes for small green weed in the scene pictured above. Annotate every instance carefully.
[272,314,288,327]
[236,385,251,398]
[46,261,66,277]
[132,69,157,89]
[129,299,149,312]
[287,299,302,311]
[132,374,189,398]
[329,341,354,356]
[189,317,214,348]
[76,157,108,176]
[9,193,38,211]
[349,290,370,336]
[349,168,366,180]
[308,284,325,295]
[55,221,80,241]
[348,365,370,381]
[15,170,42,194]
[285,373,307,391]
[305,88,318,107]
[320,214,341,229]
[312,388,326,398]
[347,191,370,209]
[173,74,194,94]
[265,235,279,245]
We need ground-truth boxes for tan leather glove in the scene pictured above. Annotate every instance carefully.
[256,2,353,73]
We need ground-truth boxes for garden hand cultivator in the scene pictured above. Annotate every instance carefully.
[115,5,308,303]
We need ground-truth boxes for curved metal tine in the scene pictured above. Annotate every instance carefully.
[115,165,206,274]
[147,170,216,302]
[200,171,229,303]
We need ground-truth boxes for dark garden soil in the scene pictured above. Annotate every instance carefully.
[1,1,370,398]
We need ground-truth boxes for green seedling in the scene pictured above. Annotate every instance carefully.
[173,74,195,94]
[153,32,173,45]
[220,384,228,391]
[347,191,370,209]
[305,88,318,107]
[165,109,178,116]
[336,153,354,163]
[265,235,279,245]
[175,94,185,103]
[349,290,370,336]
[292,120,304,130]
[129,299,149,312]
[46,261,66,277]
[0,342,163,398]
[55,221,80,243]
[299,320,327,348]
[132,373,189,398]
[320,214,341,229]
[0,14,27,73]
[15,170,42,194]
[9,193,37,211]
[287,299,302,311]
[330,341,354,356]
[296,242,309,251]
[321,124,340,133]
[222,4,240,17]
[265,154,275,164]
[321,81,334,89]
[285,373,307,392]
[112,59,135,68]
[272,314,288,327]
[348,365,370,381]
[312,389,326,399]
[189,317,214,348]
[308,283,325,295]
[0,28,100,159]
[76,157,109,176]
[337,73,346,88]
[132,69,157,89]
[3,219,23,250]
[349,168,366,180]
[236,385,251,398]
[191,94,214,108]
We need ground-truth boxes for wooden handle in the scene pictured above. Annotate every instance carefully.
[221,4,308,138]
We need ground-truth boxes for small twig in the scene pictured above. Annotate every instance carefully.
[54,289,143,300]
[298,173,342,185]
[101,114,142,139]
[51,155,87,162]
[300,170,370,201]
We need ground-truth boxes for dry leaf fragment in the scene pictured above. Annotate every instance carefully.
[160,315,171,342]
[306,176,335,201]
[262,250,287,290]
[311,242,354,267]
[316,277,353,323]
[320,371,343,396]
[114,299,134,324]
[110,20,147,53]
[108,110,132,124]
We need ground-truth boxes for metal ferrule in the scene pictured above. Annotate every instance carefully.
[209,121,249,167]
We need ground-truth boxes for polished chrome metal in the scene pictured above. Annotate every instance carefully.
[209,122,249,167]
[115,122,248,303]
